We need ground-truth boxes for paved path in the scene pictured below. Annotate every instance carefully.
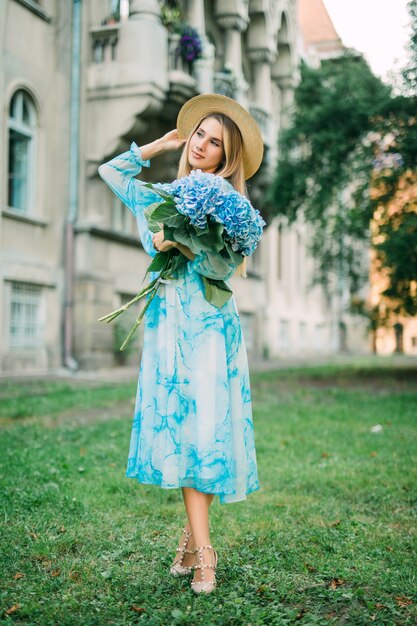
[1,353,416,384]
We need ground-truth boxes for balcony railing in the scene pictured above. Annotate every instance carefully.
[249,105,270,137]
[90,24,120,64]
[213,71,238,99]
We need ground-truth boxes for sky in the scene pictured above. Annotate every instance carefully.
[323,0,411,80]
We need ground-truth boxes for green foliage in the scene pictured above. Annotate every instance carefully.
[270,54,392,296]
[270,41,417,317]
[374,208,417,315]
[403,0,417,93]
[271,54,391,223]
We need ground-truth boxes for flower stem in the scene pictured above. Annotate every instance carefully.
[119,285,159,351]
[97,277,159,323]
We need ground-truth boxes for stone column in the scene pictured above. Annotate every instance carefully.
[116,0,166,103]
[186,0,205,30]
[129,0,160,20]
[275,76,295,129]
[185,0,214,93]
[216,15,249,105]
[248,49,274,113]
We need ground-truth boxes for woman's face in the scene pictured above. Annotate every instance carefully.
[188,116,224,173]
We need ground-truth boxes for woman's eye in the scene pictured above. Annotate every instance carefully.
[211,141,219,146]
[196,131,203,137]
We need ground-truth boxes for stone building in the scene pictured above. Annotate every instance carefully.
[1,0,346,373]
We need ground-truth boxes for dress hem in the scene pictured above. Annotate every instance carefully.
[126,472,260,505]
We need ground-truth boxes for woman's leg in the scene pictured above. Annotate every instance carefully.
[181,487,216,581]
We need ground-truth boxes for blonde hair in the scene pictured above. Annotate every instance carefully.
[177,113,248,276]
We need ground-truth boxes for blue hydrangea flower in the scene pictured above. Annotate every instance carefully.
[171,169,224,229]
[171,170,265,255]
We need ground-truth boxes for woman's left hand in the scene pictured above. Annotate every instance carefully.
[152,229,177,252]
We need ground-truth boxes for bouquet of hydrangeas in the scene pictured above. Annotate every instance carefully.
[99,169,265,350]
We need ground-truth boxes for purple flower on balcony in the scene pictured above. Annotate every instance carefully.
[176,26,203,63]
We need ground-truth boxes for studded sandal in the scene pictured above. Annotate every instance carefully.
[170,527,196,577]
[190,545,218,594]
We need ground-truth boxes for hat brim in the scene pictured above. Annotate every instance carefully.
[177,94,264,180]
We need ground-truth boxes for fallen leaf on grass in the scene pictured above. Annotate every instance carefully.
[370,451,378,457]
[59,525,66,533]
[330,578,345,590]
[295,608,307,620]
[79,447,86,456]
[396,596,413,607]
[68,570,81,581]
[42,560,52,568]
[51,569,60,577]
[328,519,341,527]
[375,603,388,610]
[4,604,20,616]
[29,532,39,540]
[13,573,24,580]
[325,612,337,619]
[321,451,329,458]
[304,563,316,572]
[386,546,393,552]
[131,606,146,613]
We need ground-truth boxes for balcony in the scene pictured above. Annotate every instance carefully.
[213,71,238,99]
[166,32,198,104]
[91,24,120,64]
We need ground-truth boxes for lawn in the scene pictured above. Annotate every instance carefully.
[0,362,416,625]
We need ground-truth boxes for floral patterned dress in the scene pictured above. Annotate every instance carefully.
[98,142,260,504]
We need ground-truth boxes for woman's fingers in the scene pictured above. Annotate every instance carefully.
[162,129,187,150]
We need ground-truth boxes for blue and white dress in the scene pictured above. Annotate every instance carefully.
[99,142,260,504]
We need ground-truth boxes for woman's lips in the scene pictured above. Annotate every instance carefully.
[191,151,204,159]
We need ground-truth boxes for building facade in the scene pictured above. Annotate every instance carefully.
[1,0,351,373]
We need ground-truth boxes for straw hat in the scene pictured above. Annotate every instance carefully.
[177,93,264,180]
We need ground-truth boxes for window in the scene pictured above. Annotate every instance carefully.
[279,319,290,350]
[313,323,325,351]
[9,282,43,350]
[411,336,417,348]
[299,321,307,348]
[8,90,37,213]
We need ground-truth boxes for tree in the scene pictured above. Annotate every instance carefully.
[270,9,417,325]
[371,0,417,319]
[269,53,392,297]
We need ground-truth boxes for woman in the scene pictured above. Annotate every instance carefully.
[98,94,264,594]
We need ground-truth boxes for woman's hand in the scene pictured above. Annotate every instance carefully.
[161,129,187,152]
[140,130,186,161]
[152,229,177,252]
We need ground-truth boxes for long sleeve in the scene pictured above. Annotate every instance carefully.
[98,142,162,257]
[188,249,243,281]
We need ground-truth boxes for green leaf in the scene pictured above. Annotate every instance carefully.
[171,227,197,252]
[162,213,187,229]
[151,203,178,221]
[144,201,165,233]
[143,182,173,201]
[146,252,169,274]
[201,277,233,308]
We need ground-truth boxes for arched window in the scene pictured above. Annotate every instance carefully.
[8,90,37,213]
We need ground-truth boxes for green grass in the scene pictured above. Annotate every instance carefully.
[0,363,416,625]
